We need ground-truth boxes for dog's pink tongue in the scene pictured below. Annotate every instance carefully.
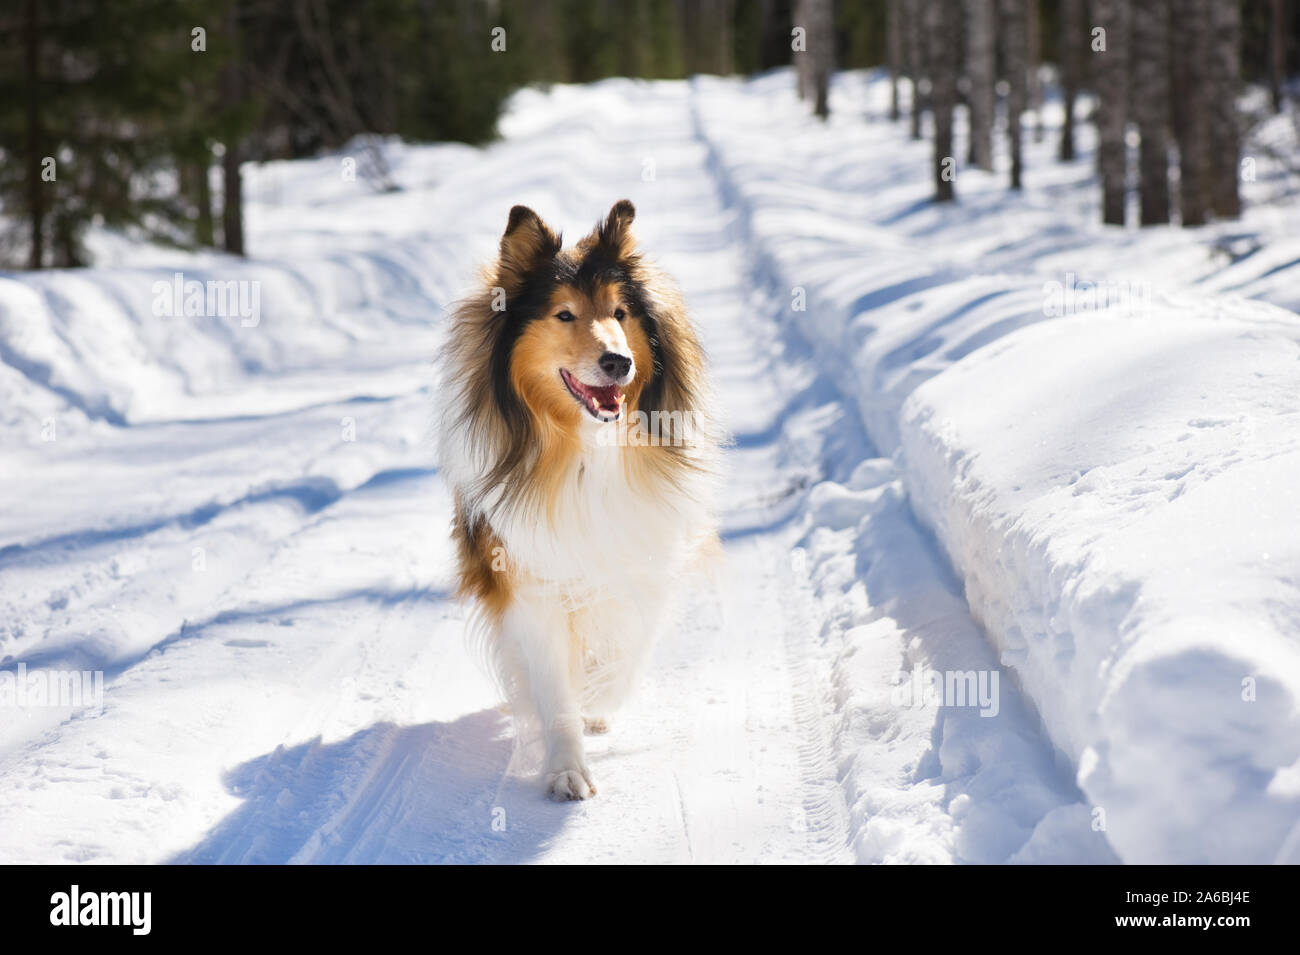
[591,384,621,412]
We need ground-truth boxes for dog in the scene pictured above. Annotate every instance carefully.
[437,200,719,800]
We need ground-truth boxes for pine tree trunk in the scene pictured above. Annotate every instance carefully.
[888,0,903,121]
[1207,0,1241,219]
[1000,0,1027,190]
[222,146,244,255]
[717,0,736,75]
[194,157,215,247]
[54,209,80,268]
[907,0,926,140]
[24,0,44,270]
[1059,0,1082,161]
[706,0,736,75]
[221,2,245,256]
[928,0,958,201]
[1027,0,1043,142]
[811,0,832,118]
[966,0,996,170]
[1094,0,1130,225]
[794,0,811,100]
[1133,0,1170,225]
[1172,0,1211,226]
[1271,0,1288,113]
[793,0,832,116]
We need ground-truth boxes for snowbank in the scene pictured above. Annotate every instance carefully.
[693,71,1300,862]
[902,306,1300,863]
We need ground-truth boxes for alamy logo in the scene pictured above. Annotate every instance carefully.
[890,667,1001,717]
[151,271,261,327]
[595,409,703,447]
[1042,271,1150,318]
[50,885,151,935]
[0,664,103,715]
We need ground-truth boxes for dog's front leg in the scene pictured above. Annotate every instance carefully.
[503,597,595,800]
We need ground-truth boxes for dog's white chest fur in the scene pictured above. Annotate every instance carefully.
[495,431,704,594]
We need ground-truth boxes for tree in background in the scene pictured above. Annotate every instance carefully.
[684,0,737,75]
[1026,0,1043,141]
[1133,0,1171,226]
[966,0,996,171]
[888,0,904,121]
[927,0,959,201]
[793,0,833,117]
[750,0,799,74]
[1000,0,1028,190]
[835,0,887,72]
[1059,0,1083,161]
[2,0,1288,269]
[1208,0,1242,220]
[0,0,209,267]
[1172,0,1213,226]
[17,0,42,269]
[220,0,245,255]
[1271,0,1289,112]
[1093,0,1130,225]
[905,0,928,140]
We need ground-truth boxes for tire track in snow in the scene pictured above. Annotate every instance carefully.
[683,78,1103,863]
[781,549,854,862]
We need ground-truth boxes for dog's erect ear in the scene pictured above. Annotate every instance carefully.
[497,205,561,290]
[593,199,637,259]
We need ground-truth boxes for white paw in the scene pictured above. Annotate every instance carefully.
[546,767,597,801]
[583,716,609,735]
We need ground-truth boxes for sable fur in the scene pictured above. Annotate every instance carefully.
[436,199,719,800]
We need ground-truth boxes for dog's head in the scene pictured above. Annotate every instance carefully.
[491,200,660,429]
[443,199,710,516]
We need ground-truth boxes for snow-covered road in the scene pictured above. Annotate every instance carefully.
[3,71,1297,864]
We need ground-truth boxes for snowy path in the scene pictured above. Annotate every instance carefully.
[0,75,1131,864]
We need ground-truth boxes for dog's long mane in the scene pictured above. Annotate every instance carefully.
[437,203,721,777]
[438,202,717,537]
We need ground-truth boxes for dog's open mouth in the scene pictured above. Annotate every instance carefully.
[560,368,623,421]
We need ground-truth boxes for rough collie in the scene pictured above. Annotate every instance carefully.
[437,200,718,800]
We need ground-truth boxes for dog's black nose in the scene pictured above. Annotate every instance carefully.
[600,352,633,380]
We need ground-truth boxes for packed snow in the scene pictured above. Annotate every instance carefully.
[1,69,1297,864]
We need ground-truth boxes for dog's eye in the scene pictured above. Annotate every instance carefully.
[613,308,626,321]
[555,310,576,322]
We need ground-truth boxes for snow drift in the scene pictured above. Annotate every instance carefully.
[902,306,1300,864]
[693,70,1300,863]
